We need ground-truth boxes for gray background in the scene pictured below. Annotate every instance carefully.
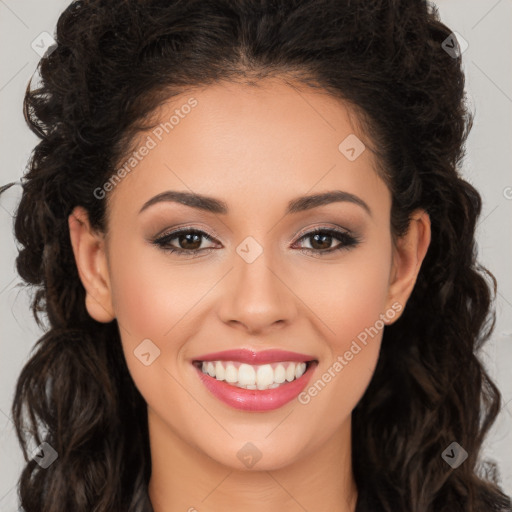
[1,1,511,510]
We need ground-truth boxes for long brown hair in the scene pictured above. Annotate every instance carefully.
[5,0,511,510]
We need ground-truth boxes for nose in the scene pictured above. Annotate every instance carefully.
[216,249,298,335]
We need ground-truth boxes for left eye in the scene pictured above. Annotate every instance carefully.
[152,227,359,257]
[294,228,359,254]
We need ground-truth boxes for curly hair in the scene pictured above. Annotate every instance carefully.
[5,0,511,511]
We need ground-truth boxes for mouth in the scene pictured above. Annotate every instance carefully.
[192,359,317,390]
[191,349,318,411]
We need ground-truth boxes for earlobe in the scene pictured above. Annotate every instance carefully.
[385,209,431,324]
[68,206,115,323]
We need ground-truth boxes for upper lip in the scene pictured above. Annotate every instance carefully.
[193,349,317,365]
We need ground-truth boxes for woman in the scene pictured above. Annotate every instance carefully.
[5,0,511,511]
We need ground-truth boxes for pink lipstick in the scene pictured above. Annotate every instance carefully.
[192,349,318,411]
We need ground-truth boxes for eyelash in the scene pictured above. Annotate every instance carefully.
[152,227,361,258]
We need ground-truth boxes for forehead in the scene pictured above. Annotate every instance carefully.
[106,78,389,221]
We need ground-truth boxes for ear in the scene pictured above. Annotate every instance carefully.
[385,209,431,324]
[68,206,115,323]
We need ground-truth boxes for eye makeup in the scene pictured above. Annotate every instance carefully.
[150,225,361,258]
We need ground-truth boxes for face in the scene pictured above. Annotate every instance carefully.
[70,78,430,472]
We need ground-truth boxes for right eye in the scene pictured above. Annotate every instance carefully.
[152,228,219,257]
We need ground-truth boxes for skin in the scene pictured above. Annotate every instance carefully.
[68,78,430,512]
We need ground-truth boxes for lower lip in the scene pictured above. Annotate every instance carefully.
[194,362,317,411]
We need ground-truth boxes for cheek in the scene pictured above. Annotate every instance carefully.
[106,243,204,410]
[292,230,392,349]
[293,232,391,419]
[106,240,226,392]
[108,240,212,339]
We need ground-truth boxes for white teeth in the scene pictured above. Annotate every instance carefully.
[238,364,256,386]
[295,362,306,379]
[225,363,238,383]
[215,361,225,381]
[285,364,296,382]
[198,360,310,390]
[274,364,286,383]
[256,364,274,390]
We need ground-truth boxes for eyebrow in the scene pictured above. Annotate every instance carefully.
[139,189,372,217]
